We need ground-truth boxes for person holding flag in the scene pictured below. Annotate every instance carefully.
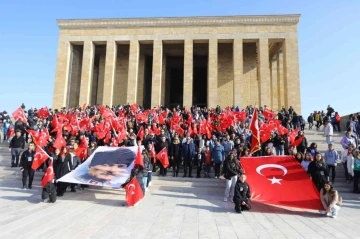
[156,135,169,176]
[19,142,36,189]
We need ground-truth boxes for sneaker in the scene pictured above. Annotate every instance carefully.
[224,197,227,202]
[43,198,50,203]
[145,188,148,192]
[331,214,337,219]
[22,185,27,190]
[230,198,234,203]
[148,182,152,186]
[215,176,218,179]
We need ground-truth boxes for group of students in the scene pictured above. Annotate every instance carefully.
[4,103,347,216]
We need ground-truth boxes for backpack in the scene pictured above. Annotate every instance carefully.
[335,115,341,123]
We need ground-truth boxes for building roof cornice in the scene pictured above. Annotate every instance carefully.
[57,14,301,30]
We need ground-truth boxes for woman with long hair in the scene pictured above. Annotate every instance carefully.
[306,142,319,158]
[54,147,72,197]
[320,182,341,218]
[295,152,304,163]
[301,152,313,172]
[308,153,329,191]
[223,153,241,202]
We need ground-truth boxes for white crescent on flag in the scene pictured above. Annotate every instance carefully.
[256,164,287,176]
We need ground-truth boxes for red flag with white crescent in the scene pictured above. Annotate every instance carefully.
[156,147,169,168]
[32,145,50,170]
[124,177,144,206]
[241,156,323,210]
[41,160,55,188]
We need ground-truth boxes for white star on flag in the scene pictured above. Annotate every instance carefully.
[268,177,282,184]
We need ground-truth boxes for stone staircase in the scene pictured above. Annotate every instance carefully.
[0,127,356,198]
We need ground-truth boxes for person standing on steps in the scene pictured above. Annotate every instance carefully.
[195,147,205,178]
[211,139,225,179]
[19,142,36,189]
[308,153,329,191]
[181,135,195,178]
[9,129,25,167]
[223,152,241,202]
[169,136,182,177]
[324,144,339,183]
[324,119,334,145]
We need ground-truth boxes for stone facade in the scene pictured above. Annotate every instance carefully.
[53,14,301,113]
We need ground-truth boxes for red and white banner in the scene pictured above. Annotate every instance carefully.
[241,156,323,210]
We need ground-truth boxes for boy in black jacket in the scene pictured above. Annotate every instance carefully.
[233,173,251,213]
[195,147,206,178]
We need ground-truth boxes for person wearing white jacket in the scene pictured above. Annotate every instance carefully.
[324,119,334,145]
[343,144,355,183]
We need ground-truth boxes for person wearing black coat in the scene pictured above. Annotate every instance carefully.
[54,148,73,196]
[223,153,242,202]
[19,142,36,189]
[195,147,206,178]
[9,129,25,167]
[308,153,329,191]
[233,174,251,213]
[170,136,182,177]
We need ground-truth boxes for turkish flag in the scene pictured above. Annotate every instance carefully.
[156,147,169,168]
[124,177,144,206]
[241,156,323,210]
[41,160,55,188]
[137,126,145,141]
[249,109,261,154]
[37,107,51,119]
[27,129,40,145]
[12,108,27,124]
[134,146,144,167]
[53,132,66,150]
[32,145,50,170]
[263,109,277,120]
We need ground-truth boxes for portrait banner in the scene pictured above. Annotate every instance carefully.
[58,146,141,188]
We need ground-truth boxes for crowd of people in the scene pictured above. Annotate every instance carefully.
[0,103,353,216]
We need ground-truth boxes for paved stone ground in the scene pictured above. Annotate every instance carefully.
[0,128,360,239]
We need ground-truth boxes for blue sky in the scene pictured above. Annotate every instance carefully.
[0,0,359,117]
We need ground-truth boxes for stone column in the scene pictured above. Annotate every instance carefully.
[207,39,218,108]
[136,52,145,106]
[53,40,71,110]
[151,40,163,108]
[277,51,284,109]
[183,39,193,108]
[102,41,117,106]
[127,40,140,104]
[258,38,271,108]
[283,37,301,113]
[79,41,95,105]
[271,57,278,110]
[96,53,106,104]
[233,38,243,108]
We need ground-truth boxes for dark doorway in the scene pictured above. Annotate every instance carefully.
[193,55,208,107]
[143,55,153,109]
[165,56,184,109]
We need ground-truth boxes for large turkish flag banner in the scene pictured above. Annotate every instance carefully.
[241,156,323,210]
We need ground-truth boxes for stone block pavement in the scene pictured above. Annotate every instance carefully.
[0,129,360,239]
